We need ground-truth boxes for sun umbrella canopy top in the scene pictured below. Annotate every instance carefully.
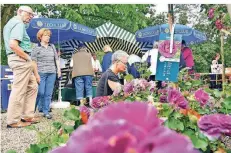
[26,18,97,44]
[135,24,207,45]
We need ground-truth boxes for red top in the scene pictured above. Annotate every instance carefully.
[182,47,194,68]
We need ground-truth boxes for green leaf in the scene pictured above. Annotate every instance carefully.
[63,107,80,121]
[62,125,74,134]
[213,89,222,98]
[60,133,70,143]
[223,96,231,109]
[74,120,83,129]
[183,130,208,151]
[38,144,49,153]
[191,80,201,86]
[6,150,17,153]
[173,111,183,119]
[185,82,192,86]
[26,144,42,153]
[164,118,184,131]
[53,122,62,130]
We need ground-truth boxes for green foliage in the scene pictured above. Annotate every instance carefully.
[6,150,17,153]
[95,50,105,64]
[25,107,83,153]
[136,62,152,79]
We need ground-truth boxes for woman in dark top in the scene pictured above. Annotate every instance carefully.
[102,45,113,72]
[96,50,129,96]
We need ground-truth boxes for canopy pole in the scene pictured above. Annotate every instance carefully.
[168,4,174,33]
[220,31,226,92]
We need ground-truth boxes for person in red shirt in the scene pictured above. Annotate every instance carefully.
[181,40,195,74]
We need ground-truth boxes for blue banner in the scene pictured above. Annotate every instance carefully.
[156,33,182,82]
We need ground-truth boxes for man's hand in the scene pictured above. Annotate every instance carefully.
[58,69,62,78]
[35,74,40,84]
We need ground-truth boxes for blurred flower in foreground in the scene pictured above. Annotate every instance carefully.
[51,102,199,153]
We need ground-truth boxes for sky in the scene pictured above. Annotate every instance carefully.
[155,4,168,14]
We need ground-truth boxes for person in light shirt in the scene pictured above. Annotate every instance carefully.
[91,53,102,73]
[141,41,159,81]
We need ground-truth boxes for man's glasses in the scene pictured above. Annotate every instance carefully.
[117,60,127,67]
[22,10,35,17]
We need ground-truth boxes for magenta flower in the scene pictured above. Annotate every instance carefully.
[161,81,167,87]
[194,89,209,106]
[137,126,199,153]
[123,82,135,94]
[79,105,90,117]
[91,96,110,109]
[89,102,161,132]
[208,8,215,19]
[167,89,188,109]
[198,114,231,139]
[194,73,201,80]
[159,95,167,103]
[158,40,181,58]
[51,120,146,153]
[51,102,199,153]
[148,81,156,92]
[158,89,167,95]
[215,19,223,30]
[138,79,150,91]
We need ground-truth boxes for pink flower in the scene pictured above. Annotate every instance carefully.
[89,102,161,132]
[158,40,181,58]
[123,82,135,94]
[91,96,110,109]
[149,81,156,92]
[215,19,223,30]
[158,89,167,95]
[137,126,199,153]
[138,79,150,91]
[208,8,215,19]
[198,114,231,139]
[194,89,209,106]
[159,95,167,103]
[161,81,167,87]
[79,105,90,117]
[194,73,201,80]
[51,102,199,153]
[167,89,188,109]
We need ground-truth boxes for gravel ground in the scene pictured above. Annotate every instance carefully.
[1,108,66,153]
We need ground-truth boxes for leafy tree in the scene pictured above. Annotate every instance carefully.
[1,4,152,65]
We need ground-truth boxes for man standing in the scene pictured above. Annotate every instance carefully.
[70,44,94,106]
[3,6,40,128]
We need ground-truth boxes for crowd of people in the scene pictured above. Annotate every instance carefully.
[3,5,198,128]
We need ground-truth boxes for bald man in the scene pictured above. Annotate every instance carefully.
[3,6,40,128]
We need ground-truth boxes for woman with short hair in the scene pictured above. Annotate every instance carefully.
[31,28,61,119]
[102,45,113,72]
